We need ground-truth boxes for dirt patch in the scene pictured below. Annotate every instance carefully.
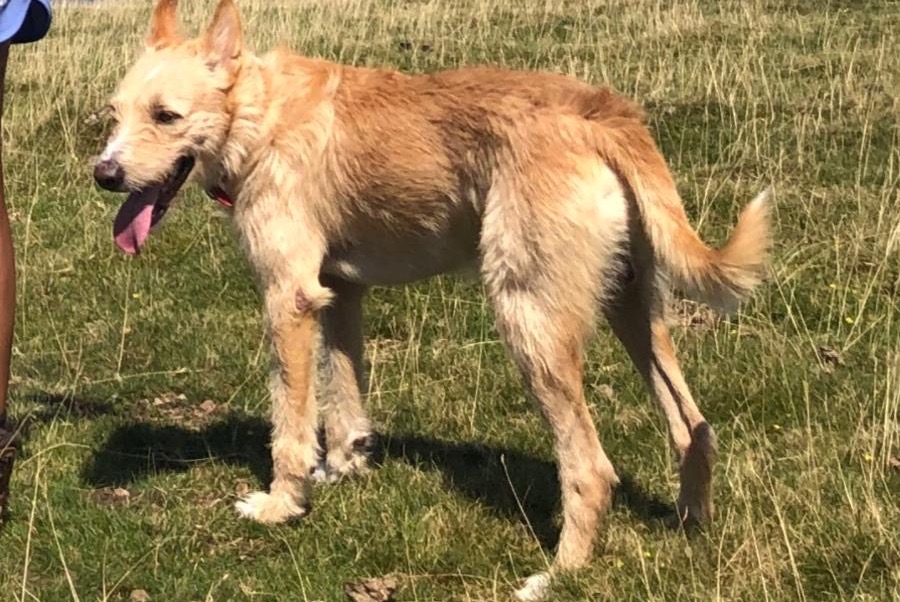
[344,575,400,602]
[129,589,150,602]
[134,393,223,429]
[816,345,844,374]
[91,486,131,507]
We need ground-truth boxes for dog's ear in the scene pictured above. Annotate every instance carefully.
[202,0,243,74]
[147,0,181,49]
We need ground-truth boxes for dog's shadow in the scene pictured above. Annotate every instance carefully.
[376,434,675,548]
[84,417,675,550]
[82,413,274,488]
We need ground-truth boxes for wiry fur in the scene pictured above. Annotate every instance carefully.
[99,1,771,598]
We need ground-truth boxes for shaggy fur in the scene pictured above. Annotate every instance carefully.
[97,1,771,598]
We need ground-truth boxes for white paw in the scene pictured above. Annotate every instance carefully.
[310,463,329,483]
[312,443,371,484]
[234,491,307,524]
[515,572,551,602]
[327,451,370,480]
[310,458,348,484]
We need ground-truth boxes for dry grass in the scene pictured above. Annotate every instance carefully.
[0,0,898,600]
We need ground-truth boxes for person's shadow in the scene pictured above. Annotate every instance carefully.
[81,411,677,550]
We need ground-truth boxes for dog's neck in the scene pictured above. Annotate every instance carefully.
[199,54,268,200]
[203,51,342,205]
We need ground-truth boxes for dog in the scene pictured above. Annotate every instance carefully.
[94,1,770,598]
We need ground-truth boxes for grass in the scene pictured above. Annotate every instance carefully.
[1,0,899,600]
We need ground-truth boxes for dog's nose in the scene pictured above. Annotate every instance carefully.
[93,159,126,192]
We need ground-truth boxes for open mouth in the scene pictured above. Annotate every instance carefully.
[112,155,195,255]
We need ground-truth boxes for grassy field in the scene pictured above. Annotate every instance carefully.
[1,0,898,600]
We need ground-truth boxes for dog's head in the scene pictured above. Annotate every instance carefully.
[95,0,244,255]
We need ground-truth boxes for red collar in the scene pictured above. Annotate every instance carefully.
[206,185,234,208]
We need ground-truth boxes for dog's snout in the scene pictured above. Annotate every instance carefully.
[93,158,126,192]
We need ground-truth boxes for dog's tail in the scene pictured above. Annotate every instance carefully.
[592,117,771,313]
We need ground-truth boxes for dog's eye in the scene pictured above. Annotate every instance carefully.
[153,108,182,125]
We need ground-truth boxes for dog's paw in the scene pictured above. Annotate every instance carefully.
[514,572,551,602]
[235,491,307,524]
[318,432,374,483]
[327,449,371,480]
[675,494,713,528]
[310,454,370,484]
[310,460,330,483]
[310,458,347,483]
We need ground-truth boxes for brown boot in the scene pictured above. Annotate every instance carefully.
[0,419,16,525]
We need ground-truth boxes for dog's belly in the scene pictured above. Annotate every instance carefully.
[322,229,479,286]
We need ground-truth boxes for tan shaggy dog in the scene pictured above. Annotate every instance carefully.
[94,0,770,598]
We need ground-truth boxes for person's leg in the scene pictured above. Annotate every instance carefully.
[0,41,15,521]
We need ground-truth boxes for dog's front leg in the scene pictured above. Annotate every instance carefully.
[236,281,331,524]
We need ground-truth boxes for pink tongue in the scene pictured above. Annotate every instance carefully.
[113,186,161,255]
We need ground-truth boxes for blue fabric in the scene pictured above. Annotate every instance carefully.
[0,0,51,45]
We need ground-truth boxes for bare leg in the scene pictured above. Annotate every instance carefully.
[315,276,372,481]
[0,42,14,523]
[604,260,715,524]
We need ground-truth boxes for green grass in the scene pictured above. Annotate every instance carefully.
[2,0,899,600]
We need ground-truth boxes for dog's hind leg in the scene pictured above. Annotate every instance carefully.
[314,276,373,482]
[603,238,715,526]
[492,289,617,600]
[480,164,627,600]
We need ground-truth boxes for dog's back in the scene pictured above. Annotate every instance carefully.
[317,64,643,221]
[426,66,645,123]
[297,63,766,310]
